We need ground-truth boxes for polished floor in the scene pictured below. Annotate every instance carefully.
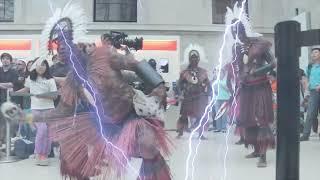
[0,106,319,180]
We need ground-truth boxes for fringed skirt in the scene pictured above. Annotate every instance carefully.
[244,126,275,154]
[238,80,275,153]
[48,112,171,180]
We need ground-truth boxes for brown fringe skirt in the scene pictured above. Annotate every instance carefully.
[238,80,275,153]
[48,113,171,180]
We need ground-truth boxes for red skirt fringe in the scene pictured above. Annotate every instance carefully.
[48,113,172,179]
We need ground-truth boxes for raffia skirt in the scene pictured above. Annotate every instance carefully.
[238,80,275,153]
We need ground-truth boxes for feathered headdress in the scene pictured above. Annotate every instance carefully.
[182,44,207,66]
[225,1,262,38]
[31,2,89,71]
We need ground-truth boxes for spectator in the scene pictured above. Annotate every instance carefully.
[49,54,70,78]
[26,59,35,77]
[214,67,231,133]
[0,53,19,145]
[268,71,277,134]
[269,71,277,111]
[299,68,308,133]
[15,59,57,166]
[148,59,157,70]
[0,53,19,103]
[51,55,59,65]
[13,59,28,108]
[49,54,69,107]
[300,48,320,141]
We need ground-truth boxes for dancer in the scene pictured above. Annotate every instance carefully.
[226,3,276,167]
[176,45,211,139]
[28,3,172,180]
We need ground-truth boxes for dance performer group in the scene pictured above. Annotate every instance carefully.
[2,2,276,179]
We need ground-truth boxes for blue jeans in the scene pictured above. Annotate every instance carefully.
[303,90,320,137]
[215,100,228,131]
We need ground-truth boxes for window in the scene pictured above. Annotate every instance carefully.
[94,0,137,22]
[0,0,14,22]
[212,0,248,24]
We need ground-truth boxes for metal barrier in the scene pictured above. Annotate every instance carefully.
[0,89,20,163]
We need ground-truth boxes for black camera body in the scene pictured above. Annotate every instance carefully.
[107,31,143,51]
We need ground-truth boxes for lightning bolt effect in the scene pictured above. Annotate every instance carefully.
[47,0,141,179]
[184,1,248,180]
[222,1,247,179]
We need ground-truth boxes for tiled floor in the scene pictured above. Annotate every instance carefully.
[0,106,319,180]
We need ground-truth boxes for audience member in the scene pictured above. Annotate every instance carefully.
[49,54,69,78]
[300,48,320,141]
[0,53,19,145]
[15,59,57,166]
[214,67,231,133]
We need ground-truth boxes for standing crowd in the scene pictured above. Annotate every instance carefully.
[0,52,69,165]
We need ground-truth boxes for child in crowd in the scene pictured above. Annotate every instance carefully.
[15,59,57,166]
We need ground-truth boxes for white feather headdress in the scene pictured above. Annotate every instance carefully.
[182,44,207,66]
[31,2,89,71]
[225,1,262,38]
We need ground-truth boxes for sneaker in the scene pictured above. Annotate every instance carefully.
[37,158,49,166]
[35,154,49,166]
[199,135,208,140]
[257,160,267,168]
[245,152,259,159]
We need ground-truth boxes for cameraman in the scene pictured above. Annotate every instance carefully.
[101,33,125,51]
[101,33,146,91]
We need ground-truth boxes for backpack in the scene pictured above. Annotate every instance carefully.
[14,138,35,159]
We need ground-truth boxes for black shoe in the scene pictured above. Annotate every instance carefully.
[199,135,208,140]
[214,129,221,133]
[245,152,259,159]
[176,131,183,139]
[235,139,245,145]
[300,136,309,141]
[257,158,267,168]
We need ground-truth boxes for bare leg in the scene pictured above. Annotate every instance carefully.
[257,153,267,168]
[245,144,259,158]
[176,115,188,138]
[136,124,171,180]
[193,118,207,140]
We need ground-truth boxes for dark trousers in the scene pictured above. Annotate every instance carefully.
[303,90,320,137]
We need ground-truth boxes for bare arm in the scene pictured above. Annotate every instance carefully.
[32,101,76,122]
[0,82,14,89]
[109,48,139,71]
[35,94,57,100]
[251,50,276,76]
[15,87,30,93]
[53,76,67,87]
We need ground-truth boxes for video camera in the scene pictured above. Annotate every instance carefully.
[102,31,143,51]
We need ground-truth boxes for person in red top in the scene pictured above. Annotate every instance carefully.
[269,71,277,110]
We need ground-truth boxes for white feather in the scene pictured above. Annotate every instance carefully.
[225,2,262,38]
[34,2,90,71]
[182,44,207,66]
